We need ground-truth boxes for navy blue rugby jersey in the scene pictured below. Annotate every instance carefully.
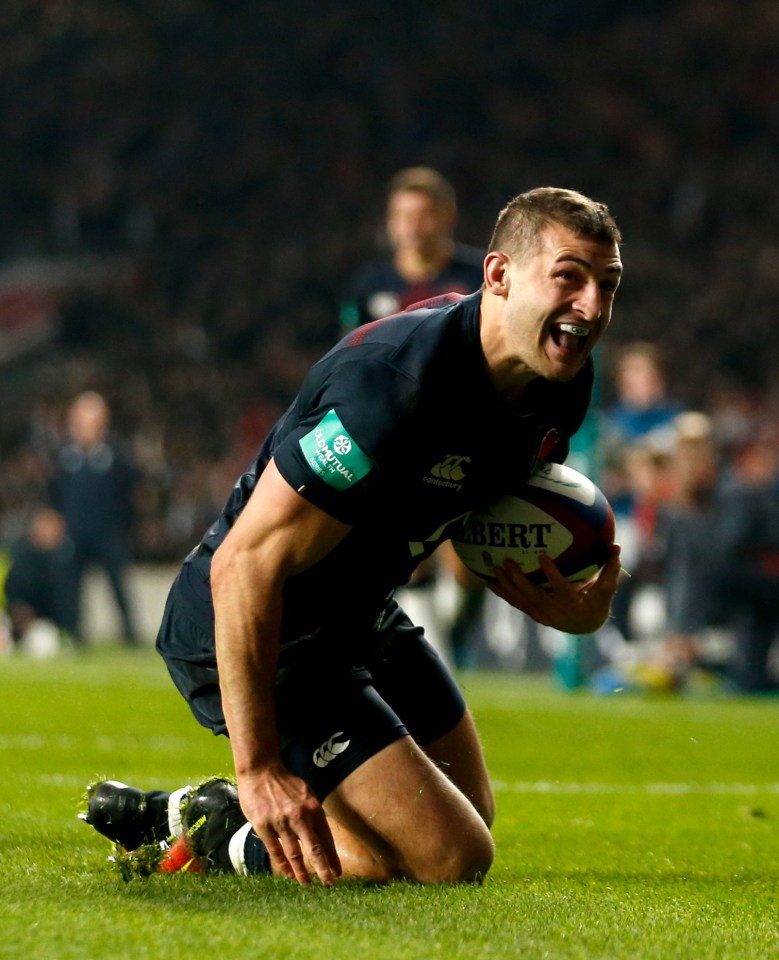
[340,243,484,330]
[187,291,593,650]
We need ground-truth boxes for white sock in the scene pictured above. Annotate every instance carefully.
[228,821,253,876]
[167,785,193,838]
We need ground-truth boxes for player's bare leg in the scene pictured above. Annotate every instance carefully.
[323,725,495,883]
[314,818,393,881]
[315,709,494,883]
[81,714,494,884]
[217,709,494,884]
[422,708,495,827]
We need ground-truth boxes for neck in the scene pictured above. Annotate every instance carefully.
[487,362,538,408]
[394,241,454,282]
[478,291,537,406]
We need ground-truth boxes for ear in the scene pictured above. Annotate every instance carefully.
[483,251,510,295]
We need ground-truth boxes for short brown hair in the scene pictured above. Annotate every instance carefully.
[387,166,457,210]
[488,187,621,260]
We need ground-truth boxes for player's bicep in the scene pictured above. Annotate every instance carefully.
[214,458,352,579]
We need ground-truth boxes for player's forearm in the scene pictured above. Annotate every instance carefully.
[217,632,283,775]
[212,555,286,775]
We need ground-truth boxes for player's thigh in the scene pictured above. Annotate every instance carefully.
[324,734,495,884]
[423,708,495,827]
[366,610,493,823]
[275,644,494,883]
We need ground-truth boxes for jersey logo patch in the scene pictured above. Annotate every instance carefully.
[299,409,373,490]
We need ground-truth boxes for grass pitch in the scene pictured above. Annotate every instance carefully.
[1,647,777,959]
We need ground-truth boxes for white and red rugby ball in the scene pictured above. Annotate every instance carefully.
[452,462,614,585]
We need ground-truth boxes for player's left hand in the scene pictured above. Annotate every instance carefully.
[236,764,342,887]
[488,543,622,636]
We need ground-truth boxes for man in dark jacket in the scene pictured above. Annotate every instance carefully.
[50,391,139,646]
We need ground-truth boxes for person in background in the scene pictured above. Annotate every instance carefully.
[654,412,723,683]
[709,432,779,693]
[4,507,78,656]
[340,166,485,333]
[603,342,685,449]
[341,167,488,667]
[647,414,779,693]
[601,342,687,641]
[594,412,727,693]
[50,391,140,647]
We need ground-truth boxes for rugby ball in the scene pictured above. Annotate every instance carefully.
[451,462,614,585]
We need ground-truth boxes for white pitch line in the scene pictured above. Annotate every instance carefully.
[493,780,779,796]
[0,732,193,751]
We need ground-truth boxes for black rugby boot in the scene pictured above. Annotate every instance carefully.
[181,777,248,874]
[80,780,188,850]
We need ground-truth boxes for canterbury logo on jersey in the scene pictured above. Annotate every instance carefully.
[424,454,470,491]
[431,454,469,481]
[313,732,351,768]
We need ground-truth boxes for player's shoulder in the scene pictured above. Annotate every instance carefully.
[323,292,480,388]
[349,290,479,349]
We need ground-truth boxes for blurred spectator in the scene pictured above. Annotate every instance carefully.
[601,342,688,640]
[50,391,140,647]
[339,166,484,333]
[617,440,676,623]
[339,166,487,668]
[594,412,732,692]
[709,433,779,692]
[603,343,686,452]
[654,412,724,682]
[645,414,779,693]
[4,508,77,656]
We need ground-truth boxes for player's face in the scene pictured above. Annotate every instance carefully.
[387,190,454,257]
[502,223,622,383]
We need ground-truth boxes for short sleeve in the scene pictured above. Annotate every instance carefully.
[271,356,418,524]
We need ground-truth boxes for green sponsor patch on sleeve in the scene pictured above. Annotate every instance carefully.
[299,409,373,490]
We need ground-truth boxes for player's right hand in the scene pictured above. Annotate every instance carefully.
[490,542,622,636]
[236,765,342,886]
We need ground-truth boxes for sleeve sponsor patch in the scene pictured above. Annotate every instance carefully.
[298,409,373,490]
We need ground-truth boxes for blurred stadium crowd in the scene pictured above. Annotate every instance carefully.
[0,1,777,681]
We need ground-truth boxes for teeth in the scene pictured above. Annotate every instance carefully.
[558,323,590,337]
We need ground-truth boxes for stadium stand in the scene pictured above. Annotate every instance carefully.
[0,2,777,681]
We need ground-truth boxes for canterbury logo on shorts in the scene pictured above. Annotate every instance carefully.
[313,732,351,768]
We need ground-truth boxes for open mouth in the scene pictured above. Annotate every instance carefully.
[550,322,591,353]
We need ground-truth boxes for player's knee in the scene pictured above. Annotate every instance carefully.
[412,825,495,885]
[449,830,495,884]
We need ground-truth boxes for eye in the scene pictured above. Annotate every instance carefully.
[554,269,578,284]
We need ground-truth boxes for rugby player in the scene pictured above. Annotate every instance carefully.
[83,187,623,886]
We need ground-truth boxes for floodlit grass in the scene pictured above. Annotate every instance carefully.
[1,648,778,959]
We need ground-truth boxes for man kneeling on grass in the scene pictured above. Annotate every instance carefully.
[81,187,623,885]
